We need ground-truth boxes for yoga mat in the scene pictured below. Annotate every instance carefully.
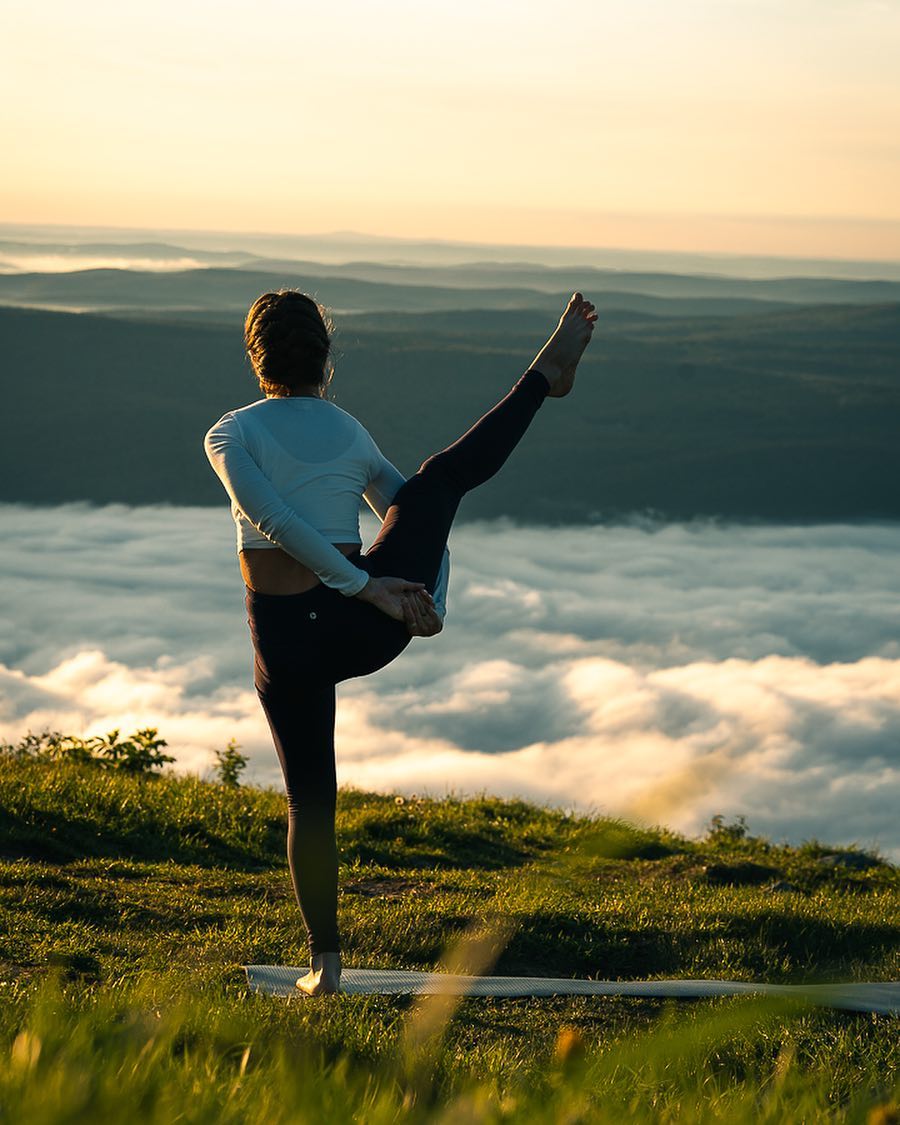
[244,966,900,1015]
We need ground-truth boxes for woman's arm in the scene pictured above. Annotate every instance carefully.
[363,436,450,620]
[203,414,371,597]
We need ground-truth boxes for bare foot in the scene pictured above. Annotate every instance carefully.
[296,950,342,996]
[529,292,597,398]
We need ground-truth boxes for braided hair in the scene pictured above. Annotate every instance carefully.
[244,289,336,398]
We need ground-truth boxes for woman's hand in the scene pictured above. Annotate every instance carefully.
[354,575,431,622]
[401,589,444,637]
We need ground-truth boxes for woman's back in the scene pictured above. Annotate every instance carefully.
[206,396,383,551]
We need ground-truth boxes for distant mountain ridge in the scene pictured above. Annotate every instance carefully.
[1,264,899,323]
[0,239,253,266]
[2,222,899,278]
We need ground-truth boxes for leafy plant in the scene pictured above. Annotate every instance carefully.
[707,813,750,844]
[213,737,248,788]
[0,727,174,775]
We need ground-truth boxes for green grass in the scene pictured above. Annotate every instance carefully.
[0,756,898,1123]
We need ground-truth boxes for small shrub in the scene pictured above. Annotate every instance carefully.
[213,738,248,788]
[0,727,175,775]
[707,813,750,845]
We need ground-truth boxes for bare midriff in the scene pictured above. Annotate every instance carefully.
[240,544,361,595]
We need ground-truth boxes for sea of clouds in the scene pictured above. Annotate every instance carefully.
[1,502,898,859]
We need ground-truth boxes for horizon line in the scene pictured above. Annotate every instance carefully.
[2,218,900,269]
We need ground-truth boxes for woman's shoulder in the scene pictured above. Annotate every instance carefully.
[206,396,264,426]
[213,397,286,435]
[229,397,269,419]
[203,398,266,449]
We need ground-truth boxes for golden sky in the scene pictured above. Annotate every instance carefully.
[3,0,900,258]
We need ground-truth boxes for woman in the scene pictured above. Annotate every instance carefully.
[203,288,597,995]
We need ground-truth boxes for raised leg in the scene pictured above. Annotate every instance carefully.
[359,290,597,593]
[362,366,551,594]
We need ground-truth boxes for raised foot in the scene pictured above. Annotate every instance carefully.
[296,950,342,996]
[530,291,598,398]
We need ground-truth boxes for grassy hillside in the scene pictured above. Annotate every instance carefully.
[2,300,899,522]
[0,756,897,1122]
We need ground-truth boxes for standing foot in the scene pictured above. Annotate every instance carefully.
[529,292,598,398]
[296,950,342,996]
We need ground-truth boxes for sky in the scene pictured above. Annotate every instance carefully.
[3,0,900,259]
[2,503,898,860]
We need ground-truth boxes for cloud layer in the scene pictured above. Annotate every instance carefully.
[2,502,898,859]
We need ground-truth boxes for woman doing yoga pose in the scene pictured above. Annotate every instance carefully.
[204,290,597,995]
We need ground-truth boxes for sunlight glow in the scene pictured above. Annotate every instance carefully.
[3,0,899,256]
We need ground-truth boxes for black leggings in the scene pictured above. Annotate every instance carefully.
[244,367,551,956]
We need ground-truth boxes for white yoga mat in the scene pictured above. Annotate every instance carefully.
[244,966,900,1015]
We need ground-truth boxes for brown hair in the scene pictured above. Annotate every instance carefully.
[244,289,336,398]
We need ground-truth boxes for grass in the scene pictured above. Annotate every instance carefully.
[0,756,898,1122]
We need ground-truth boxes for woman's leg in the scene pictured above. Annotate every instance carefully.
[359,289,597,594]
[363,366,551,594]
[248,603,341,962]
[312,366,552,684]
[311,366,552,684]
[325,295,597,680]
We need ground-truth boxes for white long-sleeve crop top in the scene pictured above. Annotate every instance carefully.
[203,395,449,618]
